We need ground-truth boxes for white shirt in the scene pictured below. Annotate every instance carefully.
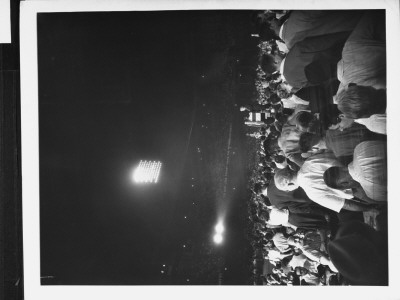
[276,40,289,53]
[281,94,309,109]
[355,114,386,135]
[279,57,286,81]
[348,141,387,202]
[297,152,353,212]
[268,208,289,225]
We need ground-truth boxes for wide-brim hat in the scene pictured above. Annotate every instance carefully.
[328,220,388,285]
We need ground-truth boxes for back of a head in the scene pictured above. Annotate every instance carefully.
[336,85,386,119]
[299,132,320,152]
[263,138,279,154]
[274,167,292,191]
[328,221,388,285]
[323,166,343,189]
[295,111,315,129]
[261,54,278,76]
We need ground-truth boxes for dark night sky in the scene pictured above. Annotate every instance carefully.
[38,11,258,285]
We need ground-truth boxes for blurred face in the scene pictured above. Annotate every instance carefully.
[284,177,299,191]
[335,168,358,189]
[295,267,308,276]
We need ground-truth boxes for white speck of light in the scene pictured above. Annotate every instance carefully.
[184,216,187,219]
[161,271,164,274]
[163,264,166,267]
[183,245,186,248]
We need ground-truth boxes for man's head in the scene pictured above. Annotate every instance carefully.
[295,111,320,133]
[323,166,358,190]
[299,132,327,153]
[287,236,304,248]
[274,167,299,191]
[336,85,386,119]
[258,210,270,223]
[260,53,284,76]
[258,26,279,41]
[295,267,309,276]
[263,137,280,155]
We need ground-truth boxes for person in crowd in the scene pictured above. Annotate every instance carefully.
[261,31,349,93]
[300,123,386,164]
[323,141,387,202]
[288,233,338,273]
[335,10,386,97]
[335,85,386,135]
[260,206,332,230]
[267,10,363,50]
[327,220,388,285]
[273,153,379,212]
[294,266,322,285]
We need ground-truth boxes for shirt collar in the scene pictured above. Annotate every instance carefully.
[279,20,287,40]
[279,58,286,81]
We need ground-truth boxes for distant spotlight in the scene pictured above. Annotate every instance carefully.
[183,245,186,248]
[215,222,225,234]
[213,233,223,244]
[161,271,164,274]
[132,160,162,184]
[163,264,166,267]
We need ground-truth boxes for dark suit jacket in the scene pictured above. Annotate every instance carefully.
[283,31,350,92]
[267,180,327,215]
[282,10,363,50]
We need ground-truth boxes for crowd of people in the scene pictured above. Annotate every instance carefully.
[244,10,388,286]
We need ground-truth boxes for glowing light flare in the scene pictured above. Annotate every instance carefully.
[213,233,223,244]
[132,160,162,183]
[215,222,225,234]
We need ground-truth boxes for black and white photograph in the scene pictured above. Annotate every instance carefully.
[12,0,400,299]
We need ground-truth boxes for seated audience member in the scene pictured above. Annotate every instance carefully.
[261,31,349,93]
[261,206,332,230]
[324,122,386,164]
[299,132,328,156]
[328,220,388,285]
[267,10,363,50]
[324,141,387,202]
[273,153,378,212]
[294,267,322,285]
[294,111,323,135]
[336,10,386,96]
[272,232,292,253]
[336,85,386,135]
[288,233,338,273]
[299,124,386,164]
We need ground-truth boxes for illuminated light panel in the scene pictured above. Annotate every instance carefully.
[133,160,162,183]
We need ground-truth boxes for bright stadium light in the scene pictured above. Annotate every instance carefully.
[132,160,162,184]
[213,233,223,244]
[215,222,225,234]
